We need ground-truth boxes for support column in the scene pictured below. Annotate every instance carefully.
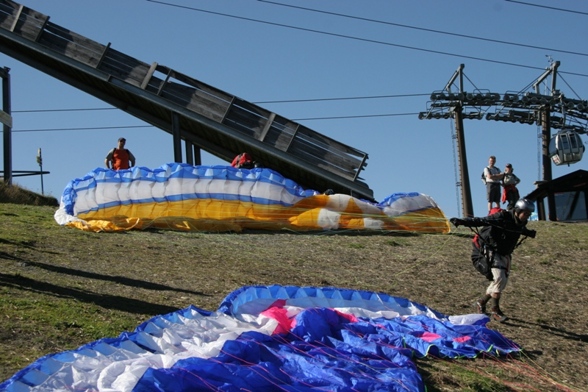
[541,109,556,221]
[454,105,473,217]
[2,67,12,185]
[171,112,182,163]
[193,145,202,165]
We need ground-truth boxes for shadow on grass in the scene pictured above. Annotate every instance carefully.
[507,317,588,343]
[0,251,26,262]
[0,238,36,249]
[240,229,424,237]
[0,273,185,315]
[16,260,207,296]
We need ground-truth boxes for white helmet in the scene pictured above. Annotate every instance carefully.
[514,198,535,214]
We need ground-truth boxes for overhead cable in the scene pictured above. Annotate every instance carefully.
[258,0,588,58]
[146,0,587,77]
[505,0,588,16]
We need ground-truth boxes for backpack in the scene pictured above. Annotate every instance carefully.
[488,207,502,215]
[471,226,494,280]
[481,166,489,184]
[110,147,131,156]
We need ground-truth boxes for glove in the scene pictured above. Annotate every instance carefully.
[450,218,465,227]
[525,229,536,238]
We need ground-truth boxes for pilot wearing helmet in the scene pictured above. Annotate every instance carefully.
[449,199,536,323]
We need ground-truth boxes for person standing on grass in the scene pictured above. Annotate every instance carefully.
[105,137,135,170]
[483,155,504,214]
[449,198,536,323]
[502,163,521,211]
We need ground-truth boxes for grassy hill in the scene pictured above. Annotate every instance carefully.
[0,184,586,391]
[0,181,58,206]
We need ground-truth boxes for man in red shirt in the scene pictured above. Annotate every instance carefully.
[105,137,136,170]
[230,152,254,169]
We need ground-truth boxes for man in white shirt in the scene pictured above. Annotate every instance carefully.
[483,155,504,213]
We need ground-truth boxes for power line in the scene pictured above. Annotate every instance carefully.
[146,0,588,77]
[10,2,588,128]
[9,90,426,127]
[9,111,420,133]
[258,0,588,58]
[11,125,150,133]
[254,93,429,104]
[12,107,114,113]
[9,3,587,130]
[11,92,429,112]
[293,112,418,121]
[504,0,588,16]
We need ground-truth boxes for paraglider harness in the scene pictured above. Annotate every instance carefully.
[109,147,131,154]
[481,166,489,184]
[108,147,132,159]
[469,225,528,280]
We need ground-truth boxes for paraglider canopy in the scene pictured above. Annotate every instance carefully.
[0,284,520,392]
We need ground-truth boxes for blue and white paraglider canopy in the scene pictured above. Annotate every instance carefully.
[0,285,520,392]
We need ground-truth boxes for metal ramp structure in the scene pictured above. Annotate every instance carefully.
[0,0,374,200]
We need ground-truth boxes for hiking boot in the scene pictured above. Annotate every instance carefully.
[490,308,508,323]
[475,300,487,314]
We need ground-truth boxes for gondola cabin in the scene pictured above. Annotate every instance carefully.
[548,130,585,166]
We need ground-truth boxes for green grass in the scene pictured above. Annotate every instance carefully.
[1,183,587,391]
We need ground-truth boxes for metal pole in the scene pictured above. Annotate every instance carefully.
[2,67,12,185]
[194,145,202,165]
[541,109,557,220]
[541,109,552,182]
[454,105,474,217]
[453,64,474,217]
[37,148,44,195]
[185,141,194,165]
[171,112,182,163]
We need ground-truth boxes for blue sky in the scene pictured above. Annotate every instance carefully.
[1,0,587,218]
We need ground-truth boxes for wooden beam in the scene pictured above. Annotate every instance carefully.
[258,112,275,142]
[284,124,299,152]
[95,42,111,69]
[9,4,23,32]
[0,110,12,127]
[220,96,235,123]
[156,67,173,96]
[31,15,49,42]
[140,62,158,90]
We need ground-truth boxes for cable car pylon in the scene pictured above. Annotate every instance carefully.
[419,61,588,218]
